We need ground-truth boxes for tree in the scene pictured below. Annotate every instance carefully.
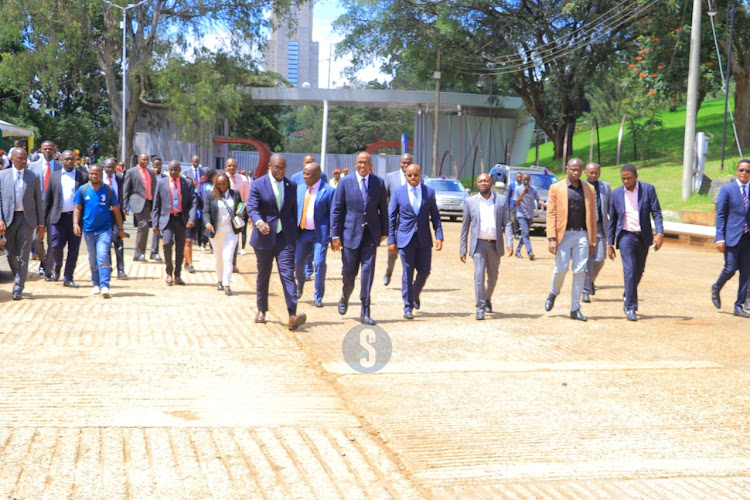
[0,0,297,163]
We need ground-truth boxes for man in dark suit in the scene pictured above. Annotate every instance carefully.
[583,162,612,303]
[295,161,334,308]
[28,140,62,275]
[182,155,205,188]
[459,173,514,320]
[248,153,306,331]
[712,159,750,317]
[102,158,127,278]
[0,147,45,300]
[43,149,87,287]
[608,163,664,321]
[330,151,389,325]
[182,155,205,271]
[151,160,197,285]
[123,153,156,261]
[148,158,166,262]
[388,163,443,319]
[383,153,412,286]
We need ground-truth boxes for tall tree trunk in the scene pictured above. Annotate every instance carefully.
[551,117,577,164]
[734,69,750,152]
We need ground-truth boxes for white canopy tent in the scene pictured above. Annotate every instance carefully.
[0,119,35,149]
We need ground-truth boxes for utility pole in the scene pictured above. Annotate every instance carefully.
[682,0,702,200]
[432,49,441,178]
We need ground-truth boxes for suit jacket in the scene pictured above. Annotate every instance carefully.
[715,180,750,247]
[204,188,243,235]
[291,170,328,185]
[0,167,44,228]
[151,176,198,231]
[123,166,156,214]
[546,179,597,245]
[182,165,205,186]
[588,179,612,241]
[330,173,388,249]
[608,181,664,248]
[384,170,405,200]
[28,157,62,199]
[103,172,125,219]
[248,174,298,250]
[44,169,88,225]
[388,183,443,248]
[460,192,514,257]
[297,181,334,245]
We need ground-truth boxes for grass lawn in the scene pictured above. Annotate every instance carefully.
[523,98,741,211]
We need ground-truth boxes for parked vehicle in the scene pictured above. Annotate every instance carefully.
[488,164,558,229]
[423,177,471,221]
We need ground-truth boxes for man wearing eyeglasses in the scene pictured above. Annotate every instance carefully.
[712,159,750,317]
[330,151,388,325]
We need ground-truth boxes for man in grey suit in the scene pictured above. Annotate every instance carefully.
[123,153,156,261]
[28,140,61,275]
[383,153,412,286]
[583,162,611,303]
[459,173,514,320]
[0,148,45,300]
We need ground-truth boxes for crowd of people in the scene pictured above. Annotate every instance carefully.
[1,139,749,327]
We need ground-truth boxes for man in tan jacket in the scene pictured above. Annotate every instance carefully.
[544,158,597,321]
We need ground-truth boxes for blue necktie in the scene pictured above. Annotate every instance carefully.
[411,186,419,213]
[360,177,368,207]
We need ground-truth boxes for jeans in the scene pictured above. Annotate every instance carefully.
[84,229,113,288]
[516,217,533,256]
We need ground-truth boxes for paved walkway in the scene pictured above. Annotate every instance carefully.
[1,221,749,498]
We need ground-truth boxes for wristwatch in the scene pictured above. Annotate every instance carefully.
[548,237,556,242]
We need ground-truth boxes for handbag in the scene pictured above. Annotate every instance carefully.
[220,196,245,229]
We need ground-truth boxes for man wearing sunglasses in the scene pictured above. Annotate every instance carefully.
[712,159,750,317]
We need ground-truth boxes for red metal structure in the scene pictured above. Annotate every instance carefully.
[364,140,414,155]
[212,137,272,178]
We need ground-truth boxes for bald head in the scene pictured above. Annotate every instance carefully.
[399,153,413,172]
[303,155,315,165]
[585,162,601,183]
[302,162,321,186]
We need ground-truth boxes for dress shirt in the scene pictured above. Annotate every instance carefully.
[408,185,421,213]
[566,180,586,229]
[14,169,24,211]
[217,191,235,228]
[138,166,152,200]
[513,185,538,219]
[268,172,284,206]
[477,194,497,240]
[302,179,321,230]
[169,176,182,214]
[623,181,642,232]
[105,173,119,201]
[356,171,370,201]
[60,169,77,212]
[229,172,250,202]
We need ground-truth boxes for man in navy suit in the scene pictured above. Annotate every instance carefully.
[295,162,334,307]
[382,153,412,286]
[583,162,612,303]
[29,140,62,275]
[43,150,87,287]
[248,153,307,331]
[607,163,664,321]
[387,163,443,319]
[712,159,750,317]
[330,151,388,325]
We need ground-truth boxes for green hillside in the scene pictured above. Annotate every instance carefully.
[523,99,741,211]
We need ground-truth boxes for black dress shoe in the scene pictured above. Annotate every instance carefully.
[528,254,536,261]
[12,290,22,300]
[133,255,147,262]
[338,298,348,315]
[360,314,376,325]
[150,253,162,261]
[414,298,420,310]
[383,273,391,286]
[117,271,128,279]
[404,310,413,320]
[184,264,195,273]
[44,274,54,282]
[733,305,749,318]
[591,283,596,296]
[476,310,485,320]
[485,299,492,313]
[63,280,79,288]
[314,299,323,307]
[582,292,591,303]
[544,293,556,312]
[296,287,303,299]
[38,266,45,276]
[217,282,224,291]
[225,287,232,296]
[570,309,588,321]
[711,285,721,309]
[626,310,638,321]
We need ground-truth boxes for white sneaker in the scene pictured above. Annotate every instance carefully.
[239,249,247,255]
[91,286,100,295]
[100,286,111,298]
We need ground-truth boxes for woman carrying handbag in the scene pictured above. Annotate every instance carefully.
[204,173,244,295]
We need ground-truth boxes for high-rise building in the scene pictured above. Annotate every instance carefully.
[264,1,319,88]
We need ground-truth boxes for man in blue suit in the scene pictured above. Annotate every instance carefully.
[607,163,664,321]
[291,154,326,282]
[295,161,334,308]
[248,153,307,331]
[712,159,750,317]
[388,163,443,319]
[330,151,388,325]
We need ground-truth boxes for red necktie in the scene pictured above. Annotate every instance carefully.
[44,162,50,192]
[108,175,113,186]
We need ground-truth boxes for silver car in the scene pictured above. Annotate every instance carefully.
[488,165,558,230]
[423,177,471,221]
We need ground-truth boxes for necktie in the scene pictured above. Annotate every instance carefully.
[411,186,420,213]
[360,177,368,206]
[595,183,602,223]
[44,162,50,192]
[172,178,180,212]
[15,171,22,210]
[274,179,282,233]
[108,175,113,186]
[743,184,749,233]
[300,185,312,230]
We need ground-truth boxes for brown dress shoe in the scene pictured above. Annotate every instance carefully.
[165,275,173,285]
[255,311,266,323]
[288,312,307,331]
[174,276,185,285]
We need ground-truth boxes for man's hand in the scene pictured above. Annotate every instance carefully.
[460,253,466,263]
[607,244,616,261]
[654,233,664,251]
[153,227,159,235]
[380,235,387,243]
[717,242,726,253]
[388,243,397,255]
[187,221,195,229]
[257,220,270,235]
[0,220,6,235]
[36,225,44,240]
[73,223,82,237]
[589,244,596,257]
[205,223,215,234]
[117,229,127,239]
[548,240,557,255]
[435,239,443,251]
[331,238,341,252]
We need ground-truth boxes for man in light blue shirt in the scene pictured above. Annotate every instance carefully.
[512,174,545,260]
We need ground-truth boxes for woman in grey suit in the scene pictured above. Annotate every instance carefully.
[203,173,243,296]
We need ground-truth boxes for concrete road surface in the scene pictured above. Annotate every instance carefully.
[0,220,748,499]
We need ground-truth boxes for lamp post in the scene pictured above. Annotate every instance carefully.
[477,74,494,168]
[103,0,148,166]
